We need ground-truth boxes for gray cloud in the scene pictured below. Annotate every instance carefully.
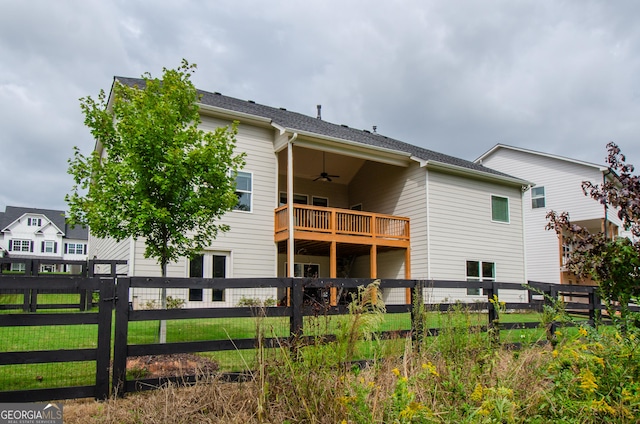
[1,0,640,211]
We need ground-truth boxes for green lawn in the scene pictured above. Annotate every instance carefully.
[0,307,585,391]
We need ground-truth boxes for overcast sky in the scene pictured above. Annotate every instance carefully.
[2,1,639,212]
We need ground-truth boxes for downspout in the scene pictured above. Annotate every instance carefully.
[521,185,530,286]
[287,133,298,278]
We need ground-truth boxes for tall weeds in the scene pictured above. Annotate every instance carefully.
[63,290,640,423]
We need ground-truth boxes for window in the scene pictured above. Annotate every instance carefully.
[42,241,57,253]
[285,263,320,278]
[10,263,25,273]
[189,255,204,301]
[350,204,363,211]
[279,192,308,206]
[234,172,252,212]
[40,264,55,273]
[312,196,328,207]
[491,195,509,223]
[466,260,495,295]
[9,239,32,252]
[531,186,545,209]
[189,253,227,302]
[27,218,42,227]
[65,243,86,255]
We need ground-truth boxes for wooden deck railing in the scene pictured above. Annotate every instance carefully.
[274,205,410,242]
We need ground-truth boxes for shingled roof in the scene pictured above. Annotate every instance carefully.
[114,77,520,181]
[0,206,87,240]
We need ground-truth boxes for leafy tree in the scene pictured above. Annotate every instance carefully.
[547,142,640,325]
[67,60,245,340]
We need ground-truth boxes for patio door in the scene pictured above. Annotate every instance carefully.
[189,252,228,302]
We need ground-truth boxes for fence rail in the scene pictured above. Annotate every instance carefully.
[1,268,637,402]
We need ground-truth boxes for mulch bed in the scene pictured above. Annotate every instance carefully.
[126,354,219,379]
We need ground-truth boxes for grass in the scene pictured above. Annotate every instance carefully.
[0,296,594,393]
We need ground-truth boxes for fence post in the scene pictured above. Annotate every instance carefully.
[112,277,130,397]
[486,282,499,344]
[29,289,37,313]
[589,288,601,328]
[411,280,424,344]
[547,286,558,341]
[289,278,303,352]
[95,277,115,400]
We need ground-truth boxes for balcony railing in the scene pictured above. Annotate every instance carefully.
[274,204,410,242]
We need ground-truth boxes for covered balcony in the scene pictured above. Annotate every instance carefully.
[274,205,410,246]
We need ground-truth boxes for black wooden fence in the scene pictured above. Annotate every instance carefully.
[1,270,636,402]
[0,258,126,312]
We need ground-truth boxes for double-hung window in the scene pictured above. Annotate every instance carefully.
[65,243,86,255]
[466,260,495,296]
[27,217,42,227]
[9,239,32,252]
[531,186,545,209]
[234,172,252,212]
[491,195,509,223]
[42,240,57,253]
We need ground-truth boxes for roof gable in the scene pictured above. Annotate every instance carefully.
[476,144,608,172]
[0,206,87,240]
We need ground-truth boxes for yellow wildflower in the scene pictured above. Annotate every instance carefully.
[422,361,440,377]
[579,368,598,393]
[578,327,588,337]
[392,368,400,377]
[552,349,559,358]
[594,356,605,367]
[591,398,616,416]
[470,383,484,402]
[555,330,562,337]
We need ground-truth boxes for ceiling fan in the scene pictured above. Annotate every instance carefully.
[313,152,340,182]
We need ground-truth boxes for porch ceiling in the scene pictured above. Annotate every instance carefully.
[277,148,366,184]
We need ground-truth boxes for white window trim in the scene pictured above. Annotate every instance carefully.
[466,260,496,296]
[531,186,546,209]
[490,194,510,224]
[44,240,55,253]
[233,171,253,213]
[186,251,231,303]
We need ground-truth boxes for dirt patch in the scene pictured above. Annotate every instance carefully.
[126,354,219,379]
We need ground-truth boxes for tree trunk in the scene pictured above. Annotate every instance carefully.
[159,261,168,344]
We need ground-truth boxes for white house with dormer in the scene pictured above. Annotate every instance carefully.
[0,206,88,273]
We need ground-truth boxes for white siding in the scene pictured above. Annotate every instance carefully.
[349,161,428,279]
[128,116,279,279]
[426,169,526,303]
[88,232,129,262]
[481,148,622,284]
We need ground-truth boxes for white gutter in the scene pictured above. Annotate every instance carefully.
[424,160,533,188]
[198,104,273,126]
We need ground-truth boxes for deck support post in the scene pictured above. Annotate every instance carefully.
[330,241,337,305]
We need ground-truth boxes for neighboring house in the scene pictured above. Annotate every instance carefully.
[476,144,622,285]
[0,206,89,273]
[92,77,532,308]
